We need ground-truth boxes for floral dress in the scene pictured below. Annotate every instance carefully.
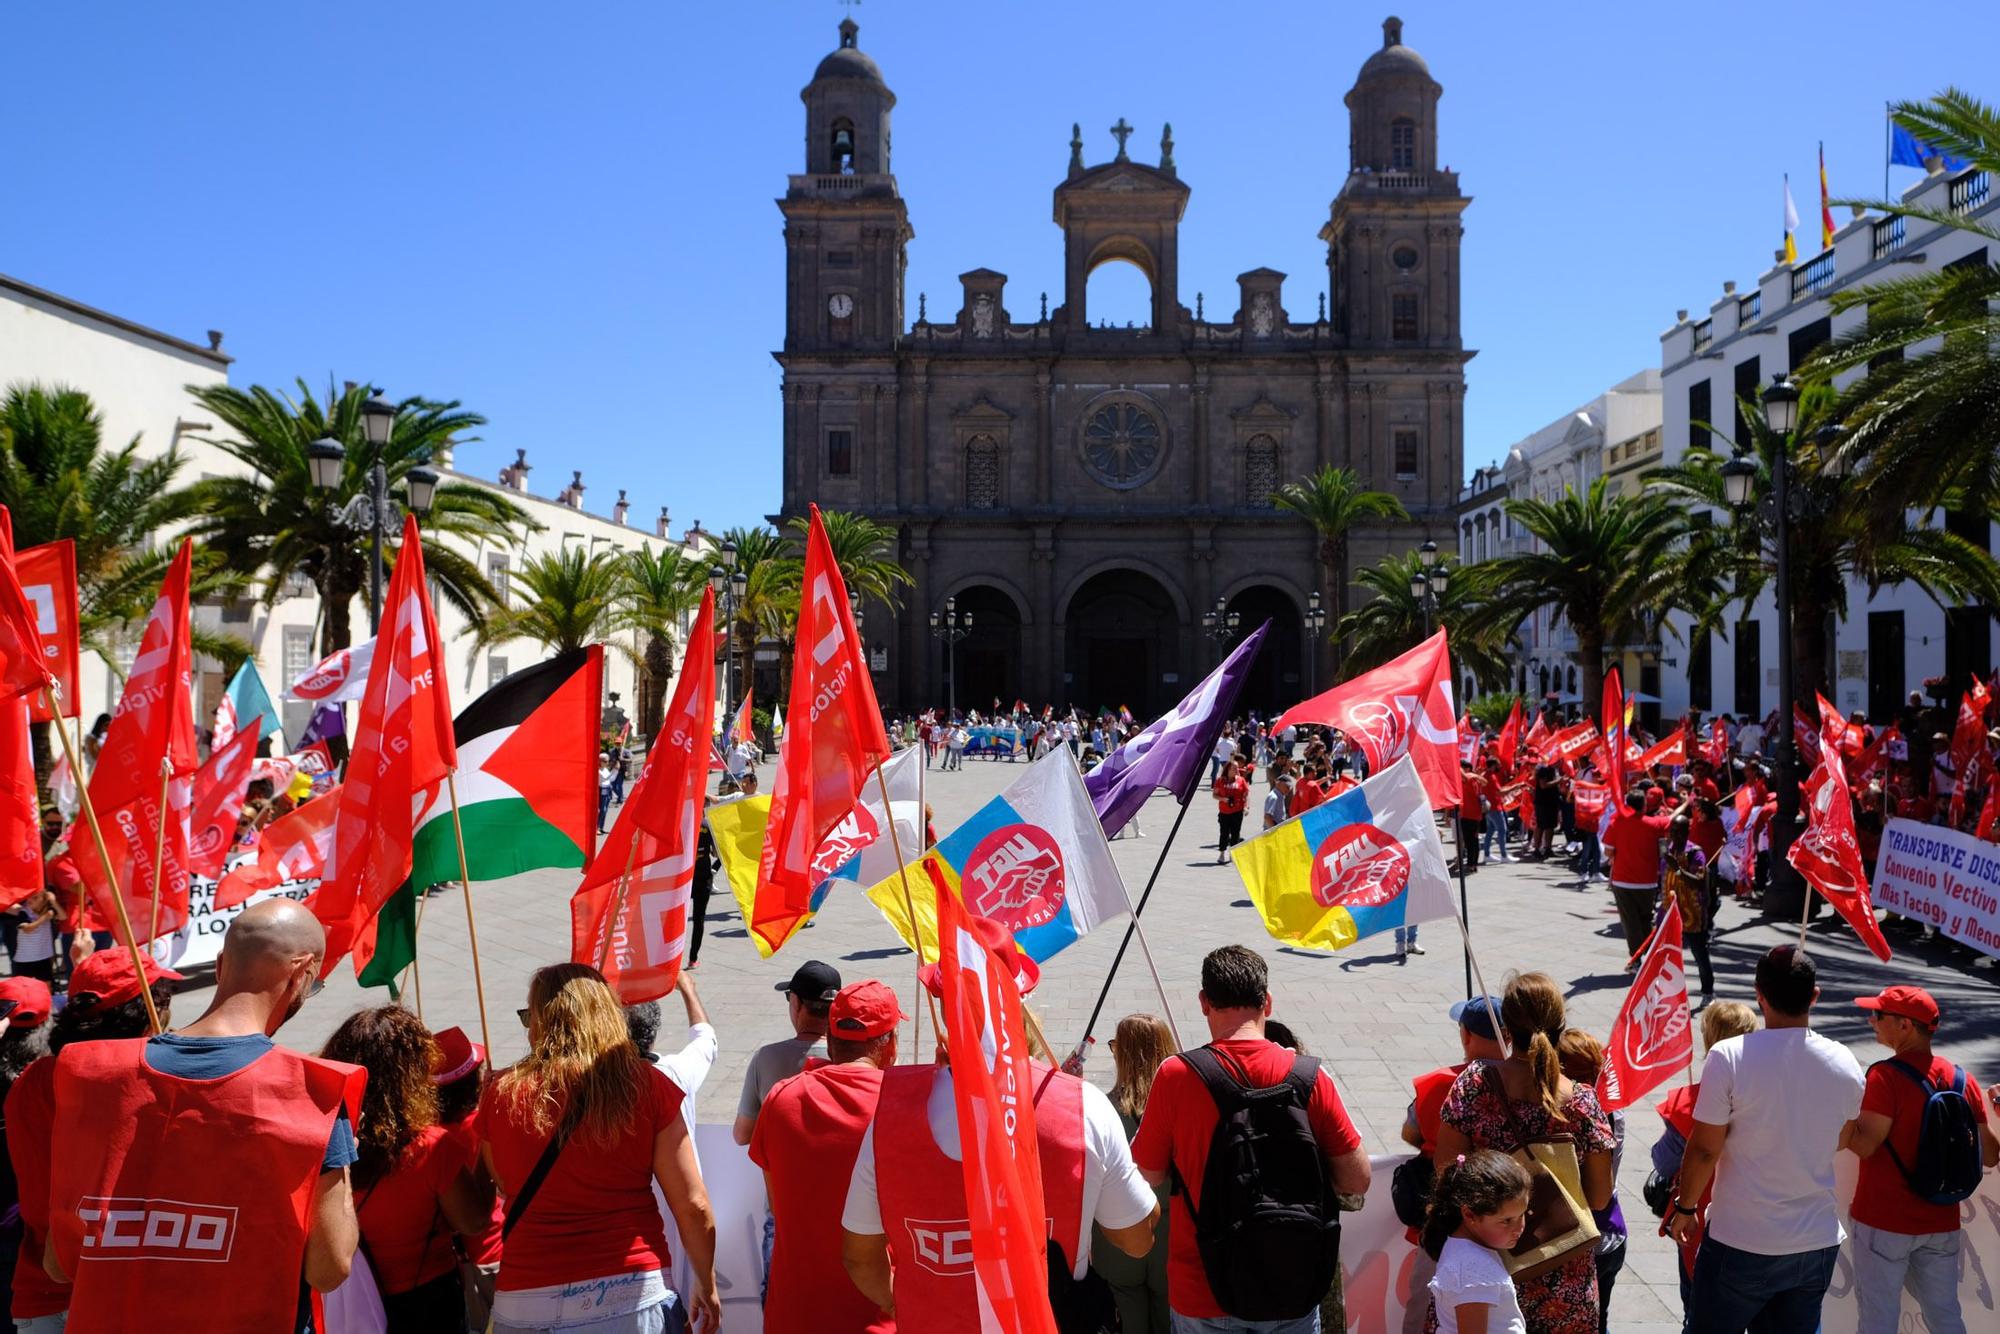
[1432,1061,1617,1334]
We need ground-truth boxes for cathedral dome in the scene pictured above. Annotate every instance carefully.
[813,18,887,86]
[1357,16,1432,81]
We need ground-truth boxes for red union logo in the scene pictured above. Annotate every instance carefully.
[77,1196,237,1262]
[1619,954,1690,1074]
[1309,824,1410,909]
[1339,700,1408,765]
[810,802,880,880]
[903,1218,977,1276]
[189,825,225,857]
[963,824,1066,932]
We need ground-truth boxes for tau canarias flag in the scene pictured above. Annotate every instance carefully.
[1231,754,1455,953]
[356,646,604,989]
[868,748,1130,965]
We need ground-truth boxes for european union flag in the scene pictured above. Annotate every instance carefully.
[1891,123,1967,173]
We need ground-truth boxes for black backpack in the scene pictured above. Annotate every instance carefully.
[1167,1046,1340,1321]
[1878,1058,1985,1205]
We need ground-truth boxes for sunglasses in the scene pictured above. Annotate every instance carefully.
[518,1007,532,1028]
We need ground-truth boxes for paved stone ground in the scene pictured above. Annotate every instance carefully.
[199,752,1997,1334]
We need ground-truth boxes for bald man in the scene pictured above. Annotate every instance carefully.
[41,902,368,1333]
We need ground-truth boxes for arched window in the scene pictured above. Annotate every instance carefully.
[1244,436,1279,508]
[831,118,856,175]
[965,436,1000,509]
[1390,119,1416,171]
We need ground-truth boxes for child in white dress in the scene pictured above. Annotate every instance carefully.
[1422,1149,1532,1334]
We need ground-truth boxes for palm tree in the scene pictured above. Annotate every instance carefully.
[610,545,708,739]
[1480,479,1722,707]
[1647,384,2000,708]
[1272,466,1410,674]
[1338,552,1513,686]
[785,509,915,610]
[1811,91,2000,514]
[473,546,625,656]
[182,380,530,655]
[718,525,799,702]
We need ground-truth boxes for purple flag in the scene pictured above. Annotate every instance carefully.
[1085,621,1269,837]
[296,701,345,748]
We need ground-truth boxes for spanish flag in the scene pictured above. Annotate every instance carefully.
[1231,754,1456,952]
[1819,142,1836,252]
[1783,174,1801,264]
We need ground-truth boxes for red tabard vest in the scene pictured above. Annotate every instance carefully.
[46,1038,365,1334]
[875,1061,1086,1331]
[6,1057,70,1319]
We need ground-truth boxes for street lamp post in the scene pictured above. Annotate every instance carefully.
[1413,540,1448,640]
[1304,591,1326,695]
[709,540,741,735]
[929,597,971,716]
[306,392,438,635]
[1201,597,1241,661]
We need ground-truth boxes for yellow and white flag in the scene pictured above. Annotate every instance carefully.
[1783,174,1801,264]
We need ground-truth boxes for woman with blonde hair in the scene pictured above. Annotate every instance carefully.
[481,963,719,1334]
[1433,972,1615,1334]
[1093,1014,1175,1334]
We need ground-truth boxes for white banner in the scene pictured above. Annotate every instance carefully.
[1872,817,2000,958]
[151,855,315,970]
[694,1125,767,1334]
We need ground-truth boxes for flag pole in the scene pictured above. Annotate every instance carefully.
[1442,880,1509,1059]
[1076,793,1193,1056]
[1453,812,1475,997]
[398,885,430,1018]
[1797,869,1814,950]
[873,759,940,1059]
[445,771,495,1064]
[595,839,643,973]
[47,686,163,1035]
[147,765,171,948]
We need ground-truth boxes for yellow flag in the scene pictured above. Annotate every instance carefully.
[863,849,954,964]
[705,795,790,959]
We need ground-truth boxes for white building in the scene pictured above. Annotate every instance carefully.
[0,272,702,745]
[1657,162,1997,725]
[1457,369,1662,706]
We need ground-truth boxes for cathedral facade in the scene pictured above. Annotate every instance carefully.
[776,16,1471,717]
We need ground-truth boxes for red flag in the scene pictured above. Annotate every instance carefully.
[1853,723,1899,781]
[1949,688,1986,781]
[1496,700,1524,770]
[0,515,45,907]
[1523,711,1551,760]
[729,691,756,747]
[1573,780,1609,820]
[0,510,55,705]
[187,721,264,880]
[1637,726,1688,771]
[931,860,1059,1334]
[14,539,78,722]
[571,590,718,1003]
[1703,719,1730,768]
[1602,669,1627,815]
[1546,720,1601,765]
[70,539,198,943]
[1276,629,1461,808]
[751,506,892,952]
[216,786,342,910]
[1598,897,1693,1111]
[1788,746,1892,961]
[315,515,457,968]
[1793,704,1821,767]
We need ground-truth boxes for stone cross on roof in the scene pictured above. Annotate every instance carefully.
[1110,118,1133,161]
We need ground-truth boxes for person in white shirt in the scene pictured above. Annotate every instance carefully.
[1421,1150,1531,1334]
[1668,945,1863,1334]
[1733,719,1765,757]
[1212,731,1237,781]
[625,972,719,1326]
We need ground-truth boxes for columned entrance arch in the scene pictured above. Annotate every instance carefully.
[1060,568,1181,718]
[946,584,1024,714]
[1221,584,1305,717]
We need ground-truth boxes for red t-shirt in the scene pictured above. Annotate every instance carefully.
[1688,815,1727,861]
[479,1069,683,1291]
[358,1123,479,1294]
[1605,810,1673,886]
[1458,780,1483,819]
[47,855,83,934]
[1853,1055,1990,1236]
[1290,778,1323,816]
[1130,1038,1362,1319]
[1212,776,1249,816]
[748,1062,894,1334]
[1410,1063,1466,1153]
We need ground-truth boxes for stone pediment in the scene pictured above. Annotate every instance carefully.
[1062,161,1189,196]
[952,394,1014,424]
[1229,395,1298,426]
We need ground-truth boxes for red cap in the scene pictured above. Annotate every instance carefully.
[829,979,905,1041]
[431,1026,486,1084]
[918,915,1041,999]
[68,949,184,1008]
[1856,985,1941,1027]
[0,976,51,1028]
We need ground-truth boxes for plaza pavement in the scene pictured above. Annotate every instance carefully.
[211,750,1997,1334]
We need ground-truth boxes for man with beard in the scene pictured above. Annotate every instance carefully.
[42,898,365,1333]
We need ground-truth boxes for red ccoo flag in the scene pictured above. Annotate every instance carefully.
[70,539,198,942]
[215,785,342,911]
[1495,698,1523,770]
[750,505,891,952]
[1788,744,1892,961]
[1636,725,1688,772]
[931,860,1059,1334]
[1522,710,1551,761]
[314,515,457,969]
[1601,668,1627,817]
[1598,897,1693,1111]
[571,589,718,1003]
[188,720,264,880]
[17,539,79,723]
[1276,629,1461,809]
[0,511,47,907]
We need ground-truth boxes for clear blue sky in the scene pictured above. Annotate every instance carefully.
[7,2,1993,532]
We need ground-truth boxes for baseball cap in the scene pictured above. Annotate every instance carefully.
[1449,996,1505,1042]
[830,979,905,1040]
[918,916,1041,998]
[1856,985,1940,1027]
[775,960,842,1003]
[432,1025,486,1084]
[0,976,51,1028]
[68,949,185,1008]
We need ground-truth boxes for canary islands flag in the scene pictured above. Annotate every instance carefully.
[867,748,1129,964]
[1231,754,1455,951]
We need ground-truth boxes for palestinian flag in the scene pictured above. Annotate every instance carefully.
[358,646,604,989]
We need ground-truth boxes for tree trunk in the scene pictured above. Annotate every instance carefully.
[320,572,358,657]
[1324,535,1346,681]
[1792,595,1830,722]
[1577,629,1606,720]
[640,633,672,740]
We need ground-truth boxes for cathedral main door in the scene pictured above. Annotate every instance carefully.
[1062,569,1178,718]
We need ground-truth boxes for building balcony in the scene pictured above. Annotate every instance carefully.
[1949,169,1991,216]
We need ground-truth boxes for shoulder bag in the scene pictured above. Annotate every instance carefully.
[1487,1063,1599,1281]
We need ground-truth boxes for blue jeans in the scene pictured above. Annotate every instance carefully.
[1576,831,1601,879]
[1395,925,1418,947]
[1689,1237,1838,1334]
[1172,1311,1320,1333]
[1482,808,1510,859]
